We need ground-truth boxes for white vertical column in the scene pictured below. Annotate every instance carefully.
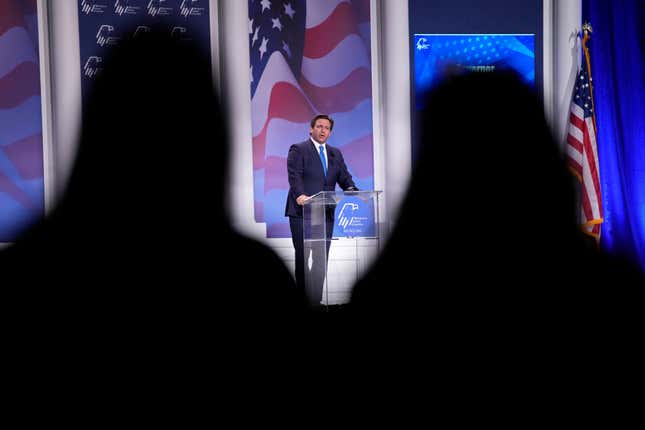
[380,0,412,229]
[47,0,82,202]
[553,0,582,149]
[218,0,267,240]
[209,0,221,94]
[37,0,55,212]
[543,0,554,130]
[369,0,386,225]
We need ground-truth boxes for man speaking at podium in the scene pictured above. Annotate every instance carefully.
[285,114,358,306]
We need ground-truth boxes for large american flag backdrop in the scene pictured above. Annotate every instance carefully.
[249,0,374,238]
[0,0,44,242]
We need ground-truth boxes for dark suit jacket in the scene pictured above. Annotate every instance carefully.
[285,139,357,218]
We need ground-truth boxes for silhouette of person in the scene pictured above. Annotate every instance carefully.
[350,70,644,338]
[0,25,306,331]
[333,73,645,407]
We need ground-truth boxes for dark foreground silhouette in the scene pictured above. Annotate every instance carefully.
[0,28,308,338]
[350,71,644,336]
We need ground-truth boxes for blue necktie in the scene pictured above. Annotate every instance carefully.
[319,145,327,177]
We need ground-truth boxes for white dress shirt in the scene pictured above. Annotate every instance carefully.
[310,137,328,170]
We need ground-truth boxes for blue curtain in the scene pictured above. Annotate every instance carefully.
[583,0,645,270]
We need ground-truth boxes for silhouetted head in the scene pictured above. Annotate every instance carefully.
[0,27,313,350]
[408,71,579,258]
[63,26,227,241]
[351,71,585,312]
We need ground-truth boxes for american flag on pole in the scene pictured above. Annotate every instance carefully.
[0,0,44,242]
[566,24,602,240]
[249,0,374,238]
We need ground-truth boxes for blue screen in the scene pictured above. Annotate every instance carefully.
[413,34,535,107]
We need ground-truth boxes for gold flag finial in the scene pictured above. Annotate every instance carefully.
[582,22,593,36]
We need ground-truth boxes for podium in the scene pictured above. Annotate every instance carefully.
[302,190,382,307]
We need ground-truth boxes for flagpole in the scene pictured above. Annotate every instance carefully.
[582,21,601,244]
[568,21,603,244]
[581,22,597,133]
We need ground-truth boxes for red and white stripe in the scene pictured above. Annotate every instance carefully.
[251,0,373,228]
[566,95,602,238]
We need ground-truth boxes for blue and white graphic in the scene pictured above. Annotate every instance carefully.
[77,0,211,108]
[333,196,375,238]
[147,0,173,16]
[414,34,535,107]
[180,0,205,18]
[83,55,103,77]
[96,24,119,46]
[115,0,143,16]
[81,0,108,15]
[133,25,151,38]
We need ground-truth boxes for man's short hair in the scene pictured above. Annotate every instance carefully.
[310,114,334,131]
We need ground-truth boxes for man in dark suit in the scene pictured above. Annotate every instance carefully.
[285,114,358,307]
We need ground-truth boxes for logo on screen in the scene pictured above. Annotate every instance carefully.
[147,0,172,16]
[171,26,191,41]
[115,0,142,16]
[416,37,430,50]
[133,25,151,38]
[96,25,120,47]
[180,0,205,18]
[81,0,108,15]
[83,56,103,78]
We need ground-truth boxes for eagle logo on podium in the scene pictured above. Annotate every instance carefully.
[338,202,359,229]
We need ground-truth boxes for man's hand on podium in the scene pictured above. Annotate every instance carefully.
[296,194,310,205]
[343,187,359,196]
